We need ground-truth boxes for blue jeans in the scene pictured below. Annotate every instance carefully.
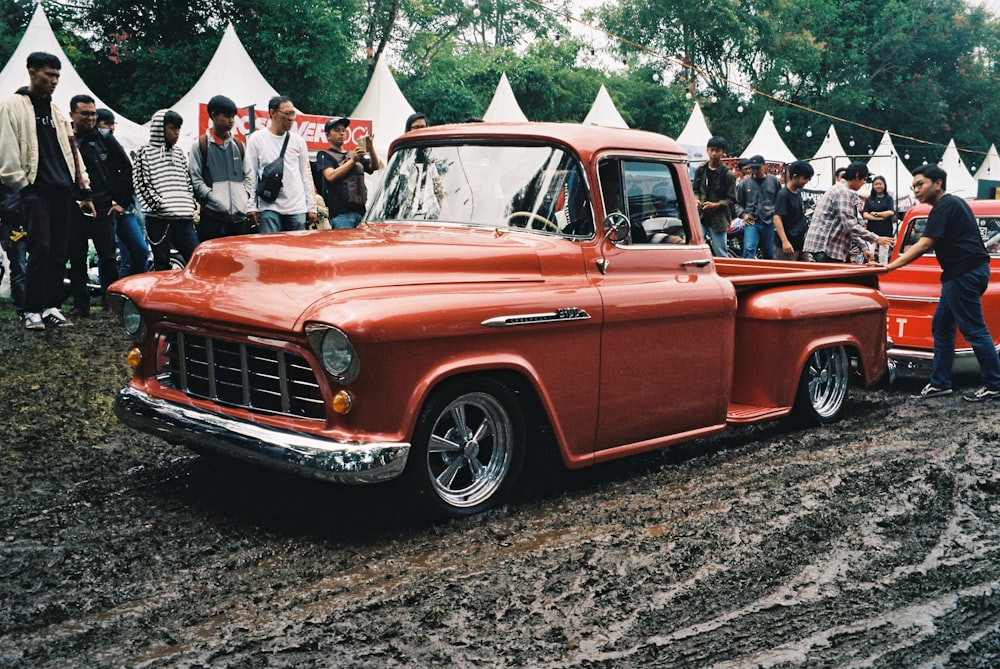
[116,211,150,277]
[742,221,775,259]
[331,211,363,229]
[702,223,727,257]
[930,263,1000,390]
[1,230,27,316]
[258,211,306,234]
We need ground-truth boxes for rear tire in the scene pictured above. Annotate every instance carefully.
[791,346,849,425]
[405,377,526,519]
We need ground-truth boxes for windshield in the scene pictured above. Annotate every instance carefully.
[367,144,595,238]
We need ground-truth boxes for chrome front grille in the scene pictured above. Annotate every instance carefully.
[159,330,325,420]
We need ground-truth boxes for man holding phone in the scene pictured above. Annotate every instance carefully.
[316,117,379,229]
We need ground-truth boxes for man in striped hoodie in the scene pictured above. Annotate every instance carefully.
[133,110,198,271]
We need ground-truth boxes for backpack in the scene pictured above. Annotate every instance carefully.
[198,133,245,188]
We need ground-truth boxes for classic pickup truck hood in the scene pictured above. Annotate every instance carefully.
[126,225,552,331]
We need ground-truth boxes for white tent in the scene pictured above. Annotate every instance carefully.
[582,85,627,128]
[976,144,1000,185]
[739,111,797,164]
[862,131,914,210]
[937,139,978,198]
[675,102,712,163]
[0,4,146,152]
[808,125,851,190]
[155,22,280,149]
[482,73,528,123]
[351,56,415,162]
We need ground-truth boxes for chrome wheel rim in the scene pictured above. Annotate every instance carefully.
[426,392,514,509]
[807,346,849,419]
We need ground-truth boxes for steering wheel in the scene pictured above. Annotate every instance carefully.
[508,211,559,233]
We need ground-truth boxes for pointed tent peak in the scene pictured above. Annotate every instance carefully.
[937,138,977,198]
[675,102,713,162]
[0,3,147,151]
[808,125,851,190]
[739,111,797,164]
[861,131,914,207]
[976,144,1000,182]
[582,85,628,128]
[158,20,280,147]
[482,72,528,123]
[351,56,415,159]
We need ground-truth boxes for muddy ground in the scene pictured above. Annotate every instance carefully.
[1,299,999,668]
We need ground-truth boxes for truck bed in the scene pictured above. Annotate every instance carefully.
[714,257,885,291]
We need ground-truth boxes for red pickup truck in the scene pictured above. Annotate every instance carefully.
[109,123,889,518]
[882,199,1000,375]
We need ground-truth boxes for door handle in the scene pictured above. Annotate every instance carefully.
[681,259,712,268]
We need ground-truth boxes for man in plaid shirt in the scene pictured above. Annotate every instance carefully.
[804,161,893,262]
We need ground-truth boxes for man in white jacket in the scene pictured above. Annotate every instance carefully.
[245,96,317,233]
[0,51,95,330]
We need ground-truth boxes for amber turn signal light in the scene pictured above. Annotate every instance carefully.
[127,348,142,368]
[331,390,353,415]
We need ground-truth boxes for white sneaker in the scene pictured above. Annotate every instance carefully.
[41,307,72,328]
[23,312,45,330]
[912,383,952,399]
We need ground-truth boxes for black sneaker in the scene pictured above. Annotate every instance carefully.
[912,383,952,399]
[963,386,1000,402]
[41,307,73,328]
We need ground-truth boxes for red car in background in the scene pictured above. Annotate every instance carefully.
[883,199,1000,375]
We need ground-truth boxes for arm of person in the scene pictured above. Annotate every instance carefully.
[299,140,317,222]
[773,213,793,254]
[321,153,357,183]
[364,134,380,172]
[886,236,934,271]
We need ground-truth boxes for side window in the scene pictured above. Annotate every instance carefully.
[981,217,1000,255]
[903,215,1000,257]
[902,217,929,255]
[599,158,688,245]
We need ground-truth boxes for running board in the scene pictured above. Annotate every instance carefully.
[726,403,791,424]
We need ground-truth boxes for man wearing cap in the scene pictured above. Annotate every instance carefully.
[245,96,317,233]
[316,116,379,229]
[734,154,780,259]
[803,161,892,263]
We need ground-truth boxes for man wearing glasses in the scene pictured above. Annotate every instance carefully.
[67,94,133,316]
[888,165,1000,402]
[246,96,317,233]
[803,161,893,263]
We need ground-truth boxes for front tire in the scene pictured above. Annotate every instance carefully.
[791,346,849,425]
[406,377,526,518]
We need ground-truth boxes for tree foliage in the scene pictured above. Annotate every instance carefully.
[5,0,997,168]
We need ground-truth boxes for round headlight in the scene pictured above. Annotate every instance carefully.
[320,327,359,383]
[121,299,143,336]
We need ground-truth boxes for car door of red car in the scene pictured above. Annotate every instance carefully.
[885,204,1000,353]
[585,156,736,457]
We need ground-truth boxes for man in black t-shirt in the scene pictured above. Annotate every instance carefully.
[0,52,95,330]
[888,164,1000,401]
[773,160,814,261]
[316,117,379,229]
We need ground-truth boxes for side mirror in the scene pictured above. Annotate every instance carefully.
[603,212,631,244]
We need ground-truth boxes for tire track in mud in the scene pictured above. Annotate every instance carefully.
[2,387,1000,667]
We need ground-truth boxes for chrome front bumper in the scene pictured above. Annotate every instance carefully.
[115,386,410,484]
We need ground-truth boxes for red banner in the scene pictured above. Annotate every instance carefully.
[198,104,373,152]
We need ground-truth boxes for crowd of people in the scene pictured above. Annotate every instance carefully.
[693,135,1000,402]
[0,51,394,329]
